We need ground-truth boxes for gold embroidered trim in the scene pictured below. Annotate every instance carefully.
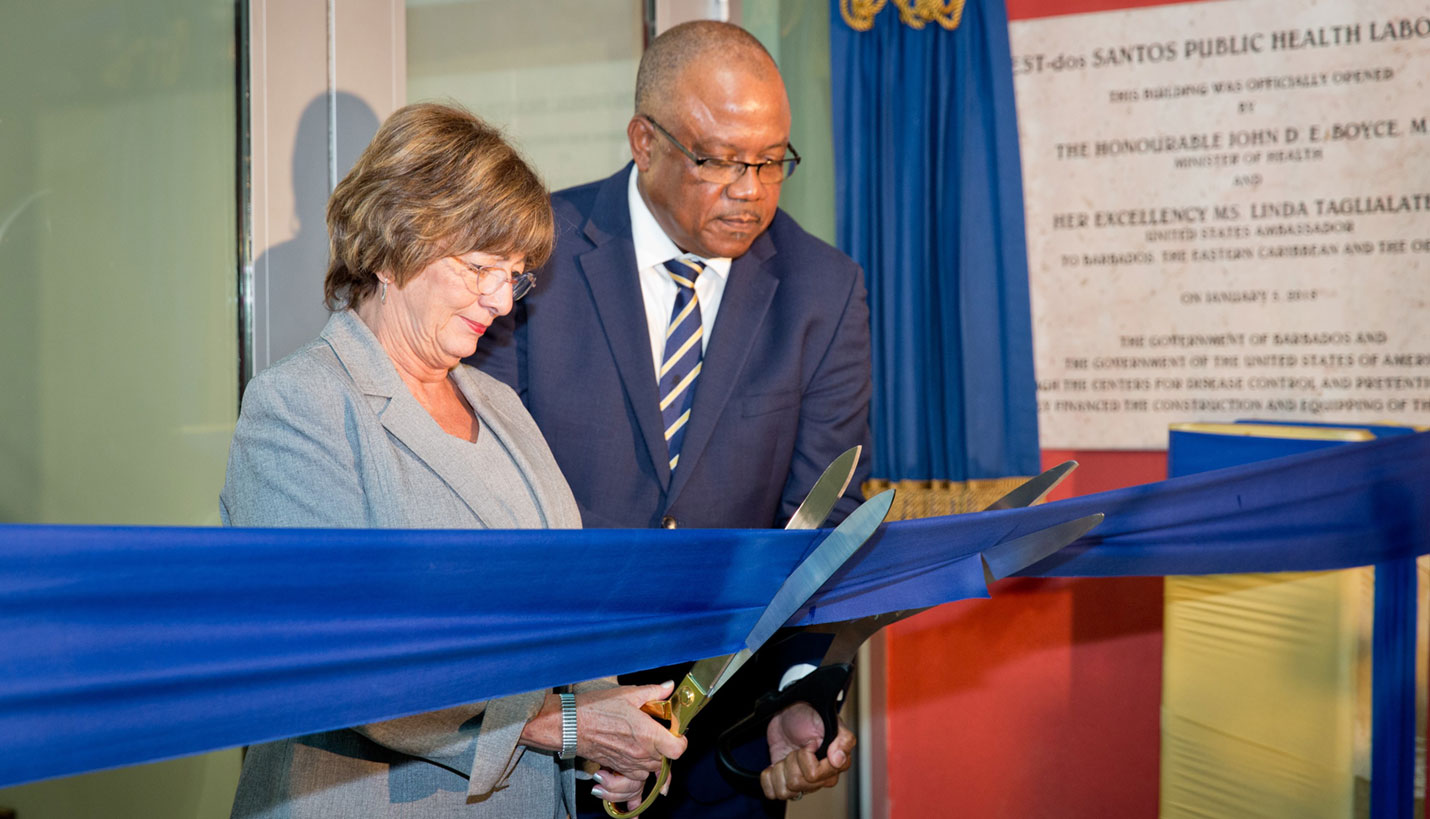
[840,0,967,31]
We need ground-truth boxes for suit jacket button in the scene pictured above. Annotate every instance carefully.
[660,515,678,529]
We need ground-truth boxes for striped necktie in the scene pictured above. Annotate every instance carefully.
[658,256,705,473]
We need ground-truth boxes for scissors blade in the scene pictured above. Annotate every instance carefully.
[675,448,863,698]
[695,489,895,697]
[808,511,1105,665]
[785,446,861,531]
[788,464,1083,667]
[982,460,1077,512]
[982,511,1103,581]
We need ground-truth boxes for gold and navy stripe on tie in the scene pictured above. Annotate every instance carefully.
[659,256,705,473]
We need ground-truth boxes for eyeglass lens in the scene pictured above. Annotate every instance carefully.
[696,160,796,185]
[646,116,797,186]
[461,263,534,300]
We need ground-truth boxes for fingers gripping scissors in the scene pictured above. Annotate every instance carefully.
[604,448,889,818]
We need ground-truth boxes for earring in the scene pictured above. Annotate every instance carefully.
[380,281,388,304]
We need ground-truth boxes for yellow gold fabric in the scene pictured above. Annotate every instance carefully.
[1162,570,1372,819]
[1169,422,1374,443]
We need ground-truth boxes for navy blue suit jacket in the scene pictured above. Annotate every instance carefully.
[473,166,872,531]
[471,166,872,817]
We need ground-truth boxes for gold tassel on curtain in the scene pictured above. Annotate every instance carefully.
[839,0,967,31]
[862,475,1030,523]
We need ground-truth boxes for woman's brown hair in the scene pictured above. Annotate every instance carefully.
[323,102,554,309]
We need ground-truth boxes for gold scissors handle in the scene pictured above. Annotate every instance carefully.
[603,459,881,817]
[602,674,713,818]
[603,757,671,819]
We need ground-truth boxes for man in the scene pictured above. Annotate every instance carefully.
[473,20,871,817]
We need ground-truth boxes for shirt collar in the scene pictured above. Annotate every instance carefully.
[627,165,731,281]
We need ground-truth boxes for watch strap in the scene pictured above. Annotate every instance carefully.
[558,692,578,760]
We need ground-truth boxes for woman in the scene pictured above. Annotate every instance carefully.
[221,103,683,817]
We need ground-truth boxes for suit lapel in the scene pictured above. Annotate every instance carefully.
[322,311,494,527]
[577,170,674,490]
[665,230,780,506]
[450,366,575,528]
[376,396,498,527]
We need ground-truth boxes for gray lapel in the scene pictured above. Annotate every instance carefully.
[321,311,499,527]
[577,173,674,491]
[449,366,572,528]
[665,230,780,506]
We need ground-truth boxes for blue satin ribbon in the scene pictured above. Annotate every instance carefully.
[2,431,1427,787]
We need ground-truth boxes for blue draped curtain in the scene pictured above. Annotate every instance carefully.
[831,0,1038,481]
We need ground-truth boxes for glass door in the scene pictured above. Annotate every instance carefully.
[0,1,241,815]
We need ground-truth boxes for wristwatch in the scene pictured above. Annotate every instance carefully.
[559,692,578,760]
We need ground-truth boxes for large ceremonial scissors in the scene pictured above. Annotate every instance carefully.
[715,462,1104,781]
[604,447,890,818]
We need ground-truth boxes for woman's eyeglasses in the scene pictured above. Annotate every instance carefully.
[456,260,536,300]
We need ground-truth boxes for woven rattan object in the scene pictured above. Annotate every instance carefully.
[861,476,1030,522]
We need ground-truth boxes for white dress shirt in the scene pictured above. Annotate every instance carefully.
[627,166,732,376]
[628,168,812,691]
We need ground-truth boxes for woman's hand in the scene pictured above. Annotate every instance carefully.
[761,701,856,801]
[521,681,685,799]
[590,767,667,812]
[576,681,687,775]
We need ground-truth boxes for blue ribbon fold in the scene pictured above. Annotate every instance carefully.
[2,431,1427,787]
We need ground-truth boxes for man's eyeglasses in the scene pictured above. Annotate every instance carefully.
[456,259,536,300]
[644,116,800,186]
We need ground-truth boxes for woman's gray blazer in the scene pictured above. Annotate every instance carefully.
[221,310,595,818]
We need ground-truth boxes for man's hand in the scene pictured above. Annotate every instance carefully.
[761,701,856,801]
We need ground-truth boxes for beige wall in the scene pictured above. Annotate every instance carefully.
[406,0,644,191]
[246,0,406,377]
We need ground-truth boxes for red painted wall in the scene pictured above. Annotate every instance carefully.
[883,450,1167,818]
